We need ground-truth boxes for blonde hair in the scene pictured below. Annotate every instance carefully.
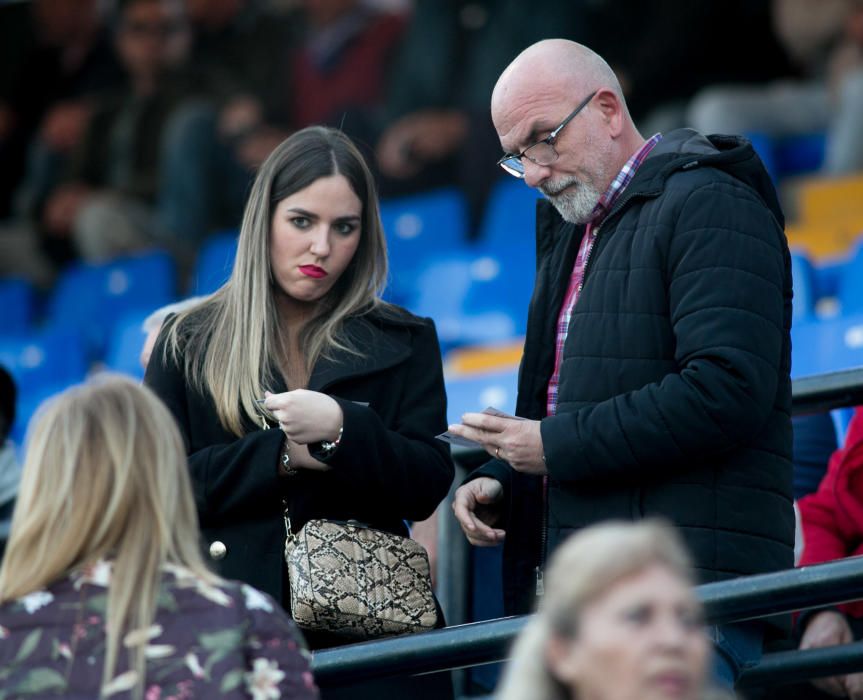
[0,375,219,699]
[496,520,699,700]
[163,126,394,436]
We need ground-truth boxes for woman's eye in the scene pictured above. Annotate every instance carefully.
[679,608,704,630]
[334,221,357,236]
[291,216,311,229]
[623,606,652,625]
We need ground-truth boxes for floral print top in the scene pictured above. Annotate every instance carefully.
[0,560,319,699]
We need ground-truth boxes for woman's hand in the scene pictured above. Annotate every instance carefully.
[264,389,343,444]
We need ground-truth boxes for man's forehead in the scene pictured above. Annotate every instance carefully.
[493,87,567,152]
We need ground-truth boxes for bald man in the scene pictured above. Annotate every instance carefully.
[449,40,794,686]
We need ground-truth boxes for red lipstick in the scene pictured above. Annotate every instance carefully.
[299,265,327,278]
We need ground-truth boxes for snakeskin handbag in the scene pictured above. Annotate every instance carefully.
[284,517,439,639]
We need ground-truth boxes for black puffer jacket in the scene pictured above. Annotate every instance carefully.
[474,129,795,616]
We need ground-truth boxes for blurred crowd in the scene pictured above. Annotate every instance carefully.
[2,0,862,291]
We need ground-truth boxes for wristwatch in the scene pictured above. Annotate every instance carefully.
[309,425,343,462]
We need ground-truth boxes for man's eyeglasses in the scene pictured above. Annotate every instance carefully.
[497,90,597,178]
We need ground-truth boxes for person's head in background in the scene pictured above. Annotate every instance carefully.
[0,367,15,445]
[163,126,389,436]
[497,520,710,700]
[491,39,645,225]
[0,375,217,700]
[140,296,208,370]
[114,0,190,93]
[32,0,101,48]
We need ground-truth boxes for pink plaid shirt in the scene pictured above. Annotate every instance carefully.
[546,133,662,416]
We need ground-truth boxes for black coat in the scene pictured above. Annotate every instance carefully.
[144,308,455,604]
[473,130,795,616]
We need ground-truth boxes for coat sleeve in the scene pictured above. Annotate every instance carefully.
[799,408,863,567]
[541,180,788,483]
[143,328,285,526]
[314,319,455,522]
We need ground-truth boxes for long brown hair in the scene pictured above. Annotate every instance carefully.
[163,126,393,436]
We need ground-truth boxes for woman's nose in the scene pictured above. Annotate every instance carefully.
[309,226,330,257]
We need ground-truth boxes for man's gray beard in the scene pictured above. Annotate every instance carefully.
[541,177,601,224]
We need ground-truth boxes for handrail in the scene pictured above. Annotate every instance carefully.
[312,556,863,685]
[791,367,863,415]
[312,368,863,688]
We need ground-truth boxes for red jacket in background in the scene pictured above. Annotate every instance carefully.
[799,407,863,617]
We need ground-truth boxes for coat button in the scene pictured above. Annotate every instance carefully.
[209,541,227,560]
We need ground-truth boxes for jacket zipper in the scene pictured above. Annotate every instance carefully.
[536,188,659,593]
[536,474,549,597]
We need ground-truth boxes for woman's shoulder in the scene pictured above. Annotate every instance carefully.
[362,302,435,333]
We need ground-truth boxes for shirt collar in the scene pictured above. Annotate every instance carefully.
[589,132,663,225]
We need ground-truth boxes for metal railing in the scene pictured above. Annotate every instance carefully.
[312,367,863,690]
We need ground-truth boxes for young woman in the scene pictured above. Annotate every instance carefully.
[144,126,454,695]
[497,520,722,700]
[0,376,317,700]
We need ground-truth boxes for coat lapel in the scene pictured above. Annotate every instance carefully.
[308,315,412,392]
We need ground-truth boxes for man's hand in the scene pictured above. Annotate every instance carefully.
[452,477,505,546]
[800,610,855,697]
[447,413,546,475]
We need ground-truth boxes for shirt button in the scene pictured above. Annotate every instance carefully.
[209,541,227,560]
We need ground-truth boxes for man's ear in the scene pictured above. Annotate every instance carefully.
[545,633,581,686]
[593,88,623,138]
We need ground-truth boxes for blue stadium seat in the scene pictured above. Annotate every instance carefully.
[0,278,36,334]
[774,132,826,177]
[191,230,239,295]
[444,367,519,425]
[0,328,87,392]
[791,312,863,378]
[46,251,175,358]
[838,243,863,315]
[104,309,151,380]
[478,177,540,248]
[10,381,70,446]
[791,252,817,321]
[379,188,469,303]
[406,243,534,351]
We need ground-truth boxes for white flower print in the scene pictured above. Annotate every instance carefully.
[185,652,206,679]
[245,658,285,700]
[20,590,54,614]
[74,559,112,590]
[0,625,9,639]
[124,624,164,647]
[144,644,175,659]
[194,579,232,607]
[242,584,273,612]
[103,670,139,696]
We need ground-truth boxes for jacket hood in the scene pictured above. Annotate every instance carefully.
[639,128,785,228]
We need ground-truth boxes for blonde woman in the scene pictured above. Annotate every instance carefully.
[0,376,318,700]
[497,520,728,700]
[144,127,454,697]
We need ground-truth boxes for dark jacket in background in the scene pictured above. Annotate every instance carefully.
[472,129,795,617]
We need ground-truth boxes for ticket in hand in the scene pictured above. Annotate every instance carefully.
[436,406,524,448]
